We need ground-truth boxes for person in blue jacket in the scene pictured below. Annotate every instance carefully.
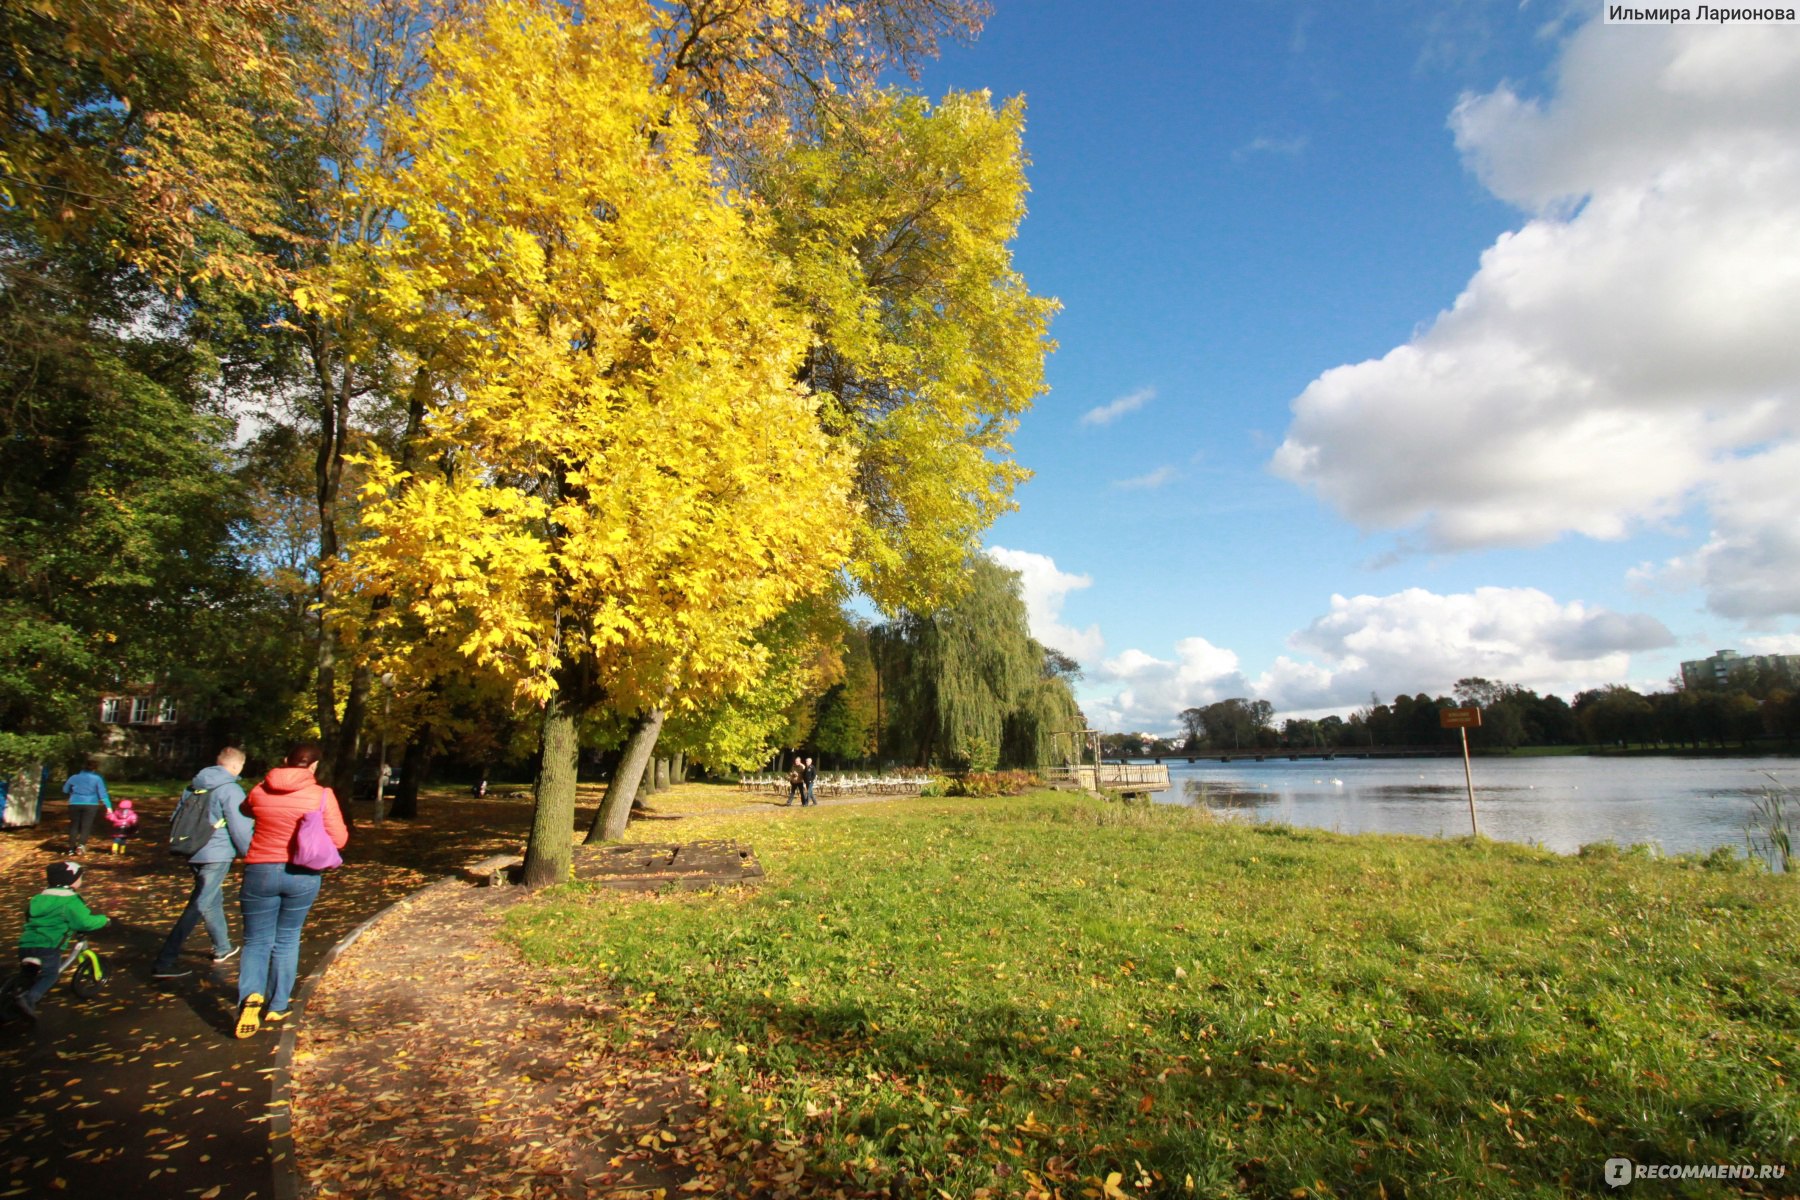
[152,748,255,979]
[61,761,113,855]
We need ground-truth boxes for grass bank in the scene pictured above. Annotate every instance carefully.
[505,790,1798,1198]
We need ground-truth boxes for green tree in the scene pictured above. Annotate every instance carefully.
[875,558,1076,770]
[1575,686,1654,748]
[1177,707,1206,751]
[813,624,878,765]
[0,280,268,768]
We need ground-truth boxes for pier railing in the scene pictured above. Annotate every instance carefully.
[1048,763,1172,793]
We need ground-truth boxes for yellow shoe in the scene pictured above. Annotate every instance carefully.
[235,994,264,1039]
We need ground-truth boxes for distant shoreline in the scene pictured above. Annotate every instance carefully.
[1124,744,1799,762]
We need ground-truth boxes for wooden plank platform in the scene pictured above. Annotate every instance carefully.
[571,840,764,891]
[1048,764,1172,794]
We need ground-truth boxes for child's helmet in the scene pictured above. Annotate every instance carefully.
[46,861,83,888]
[118,799,134,810]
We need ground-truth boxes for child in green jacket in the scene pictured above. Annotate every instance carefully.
[15,861,109,1019]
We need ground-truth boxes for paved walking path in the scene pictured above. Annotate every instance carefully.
[0,792,541,1200]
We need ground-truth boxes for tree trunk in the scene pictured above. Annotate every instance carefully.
[328,663,370,820]
[587,708,663,843]
[653,756,670,792]
[311,332,352,766]
[673,751,686,784]
[314,608,338,761]
[390,734,429,820]
[522,692,580,887]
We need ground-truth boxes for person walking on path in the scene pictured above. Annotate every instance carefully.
[152,748,254,980]
[13,860,109,1019]
[781,755,802,813]
[61,762,113,854]
[234,742,347,1038]
[802,756,818,806]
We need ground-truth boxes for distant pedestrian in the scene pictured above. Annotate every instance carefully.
[784,755,804,807]
[152,748,254,980]
[61,761,112,855]
[802,756,818,806]
[104,799,138,854]
[234,742,347,1037]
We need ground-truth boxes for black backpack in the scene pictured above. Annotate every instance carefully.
[168,785,220,856]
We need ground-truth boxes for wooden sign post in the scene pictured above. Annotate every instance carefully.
[1439,706,1483,837]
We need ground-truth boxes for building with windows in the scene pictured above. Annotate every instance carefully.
[95,688,208,773]
[1679,649,1800,692]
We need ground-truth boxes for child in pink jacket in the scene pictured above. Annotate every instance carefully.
[104,799,139,854]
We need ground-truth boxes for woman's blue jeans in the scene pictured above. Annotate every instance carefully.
[238,863,323,1011]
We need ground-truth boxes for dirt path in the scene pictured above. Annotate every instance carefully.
[0,791,550,1200]
[287,881,714,1198]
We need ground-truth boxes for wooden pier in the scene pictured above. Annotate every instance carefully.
[1049,762,1172,798]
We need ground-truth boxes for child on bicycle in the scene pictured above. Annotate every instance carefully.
[105,799,139,854]
[15,861,109,1019]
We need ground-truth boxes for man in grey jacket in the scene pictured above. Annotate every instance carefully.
[152,747,255,979]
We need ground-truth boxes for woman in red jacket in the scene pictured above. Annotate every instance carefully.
[234,742,348,1038]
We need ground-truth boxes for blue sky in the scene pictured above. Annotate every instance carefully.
[895,2,1800,733]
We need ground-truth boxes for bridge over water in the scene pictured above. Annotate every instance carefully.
[1131,745,1461,764]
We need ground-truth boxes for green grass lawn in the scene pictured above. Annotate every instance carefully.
[505,790,1798,1198]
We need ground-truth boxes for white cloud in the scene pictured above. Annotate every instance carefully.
[1266,586,1674,710]
[1233,134,1309,161]
[1113,466,1178,490]
[1652,443,1800,621]
[1080,387,1154,427]
[1085,638,1251,733]
[1083,586,1673,734]
[1271,20,1800,618]
[985,546,1105,663]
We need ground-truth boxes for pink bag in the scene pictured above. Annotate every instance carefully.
[289,791,342,871]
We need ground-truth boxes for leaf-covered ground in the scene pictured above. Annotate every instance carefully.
[0,783,554,1199]
[286,785,891,1199]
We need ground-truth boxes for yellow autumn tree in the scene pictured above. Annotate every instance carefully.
[335,0,855,884]
[758,89,1057,614]
[594,52,1057,812]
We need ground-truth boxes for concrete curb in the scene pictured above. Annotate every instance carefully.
[266,874,464,1200]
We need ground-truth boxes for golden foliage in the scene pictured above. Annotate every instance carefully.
[334,0,856,715]
[758,89,1057,612]
[0,0,308,285]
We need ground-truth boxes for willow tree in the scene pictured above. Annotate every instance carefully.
[336,0,854,885]
[876,557,1077,770]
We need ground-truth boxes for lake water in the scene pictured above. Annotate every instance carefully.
[1155,754,1799,859]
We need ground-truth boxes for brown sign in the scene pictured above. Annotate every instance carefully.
[1439,706,1483,729]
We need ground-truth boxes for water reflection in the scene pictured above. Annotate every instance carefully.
[1165,755,1799,857]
